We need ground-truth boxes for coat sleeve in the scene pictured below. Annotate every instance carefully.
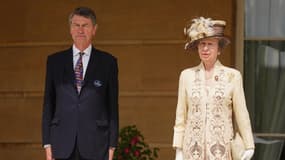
[232,72,255,149]
[42,56,56,146]
[173,71,188,149]
[108,57,119,148]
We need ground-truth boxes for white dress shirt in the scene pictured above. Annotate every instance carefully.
[72,44,92,79]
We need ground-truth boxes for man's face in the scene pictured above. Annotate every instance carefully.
[197,38,220,64]
[70,15,97,47]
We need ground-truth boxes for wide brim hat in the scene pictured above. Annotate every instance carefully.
[184,17,230,50]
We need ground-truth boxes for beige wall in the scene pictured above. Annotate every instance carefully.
[0,0,235,159]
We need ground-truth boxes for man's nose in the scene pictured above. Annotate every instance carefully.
[78,26,84,33]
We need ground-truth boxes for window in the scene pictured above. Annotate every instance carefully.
[242,0,285,159]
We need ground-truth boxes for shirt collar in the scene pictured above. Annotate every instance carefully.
[72,44,92,57]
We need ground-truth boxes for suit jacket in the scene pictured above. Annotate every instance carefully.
[42,47,119,160]
[173,60,254,160]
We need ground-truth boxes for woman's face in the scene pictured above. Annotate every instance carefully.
[197,38,220,64]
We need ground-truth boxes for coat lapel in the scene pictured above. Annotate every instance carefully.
[83,47,100,88]
[63,48,78,95]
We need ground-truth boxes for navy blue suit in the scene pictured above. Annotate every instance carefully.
[42,47,119,160]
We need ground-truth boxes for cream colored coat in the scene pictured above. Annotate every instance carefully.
[173,61,254,160]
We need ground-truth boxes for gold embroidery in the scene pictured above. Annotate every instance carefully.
[183,68,233,160]
[210,142,226,158]
[190,142,202,159]
[227,73,235,83]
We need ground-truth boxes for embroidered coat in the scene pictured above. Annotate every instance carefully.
[173,61,254,160]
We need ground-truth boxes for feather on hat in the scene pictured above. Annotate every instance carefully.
[184,17,230,50]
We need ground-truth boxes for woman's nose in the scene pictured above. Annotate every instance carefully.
[203,45,209,50]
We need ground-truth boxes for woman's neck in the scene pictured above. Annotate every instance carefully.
[203,60,216,71]
[203,60,216,80]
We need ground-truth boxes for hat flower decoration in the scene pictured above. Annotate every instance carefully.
[184,16,229,50]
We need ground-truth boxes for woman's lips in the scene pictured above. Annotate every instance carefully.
[201,53,210,57]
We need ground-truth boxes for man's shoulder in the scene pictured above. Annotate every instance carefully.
[48,48,71,59]
[93,48,117,61]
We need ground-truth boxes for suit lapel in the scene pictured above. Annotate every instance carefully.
[63,48,78,94]
[83,47,100,88]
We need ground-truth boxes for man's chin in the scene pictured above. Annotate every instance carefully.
[74,40,88,45]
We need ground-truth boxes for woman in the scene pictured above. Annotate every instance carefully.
[173,17,255,160]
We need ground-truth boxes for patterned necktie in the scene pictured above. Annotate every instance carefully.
[75,52,84,93]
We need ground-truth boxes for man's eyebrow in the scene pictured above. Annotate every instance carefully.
[71,23,89,26]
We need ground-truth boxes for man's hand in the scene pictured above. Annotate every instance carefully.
[109,147,115,160]
[45,146,54,160]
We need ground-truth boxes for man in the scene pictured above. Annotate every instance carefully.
[42,7,119,160]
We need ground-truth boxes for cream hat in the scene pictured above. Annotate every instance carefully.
[184,17,230,50]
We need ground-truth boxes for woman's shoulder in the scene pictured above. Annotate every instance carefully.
[181,65,201,74]
[178,66,201,82]
[220,65,243,81]
[222,66,240,73]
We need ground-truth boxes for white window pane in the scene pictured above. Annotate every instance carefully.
[269,0,285,37]
[245,0,270,37]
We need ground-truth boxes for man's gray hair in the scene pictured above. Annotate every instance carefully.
[69,7,97,25]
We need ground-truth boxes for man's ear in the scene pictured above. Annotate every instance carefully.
[93,24,98,36]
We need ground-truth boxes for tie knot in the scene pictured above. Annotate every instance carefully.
[79,52,85,56]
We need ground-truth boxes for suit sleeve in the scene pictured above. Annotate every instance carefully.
[42,56,56,146]
[232,72,255,149]
[108,57,119,147]
[173,71,187,149]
